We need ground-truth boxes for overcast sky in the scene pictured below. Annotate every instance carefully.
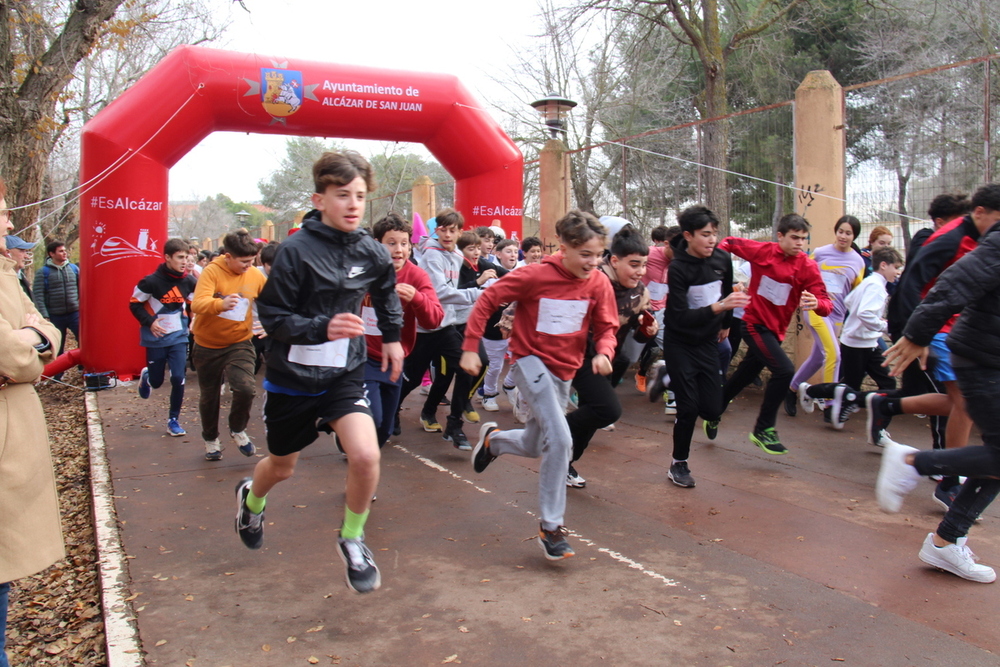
[167,0,544,203]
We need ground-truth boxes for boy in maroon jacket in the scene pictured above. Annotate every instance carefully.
[717,214,832,455]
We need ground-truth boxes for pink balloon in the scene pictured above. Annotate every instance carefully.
[412,212,429,243]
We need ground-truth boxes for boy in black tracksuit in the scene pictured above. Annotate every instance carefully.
[662,206,749,488]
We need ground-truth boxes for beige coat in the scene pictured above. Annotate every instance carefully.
[0,253,64,582]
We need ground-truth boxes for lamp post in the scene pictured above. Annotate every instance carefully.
[235,210,251,228]
[529,93,576,249]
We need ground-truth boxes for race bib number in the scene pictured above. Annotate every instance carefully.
[288,338,350,368]
[822,271,843,295]
[156,311,183,334]
[647,281,669,301]
[218,297,250,322]
[758,275,792,306]
[687,281,722,309]
[536,298,589,335]
[362,306,380,336]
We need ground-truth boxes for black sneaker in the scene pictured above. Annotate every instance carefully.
[566,464,586,488]
[703,419,719,441]
[444,421,472,451]
[392,412,401,437]
[472,422,499,473]
[538,524,575,560]
[829,384,860,430]
[932,480,960,512]
[784,390,797,417]
[866,393,893,446]
[668,461,696,488]
[337,535,381,593]
[750,428,788,455]
[234,477,264,550]
[647,361,669,403]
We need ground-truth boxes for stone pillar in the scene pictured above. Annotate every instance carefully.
[203,237,213,251]
[538,138,571,251]
[792,70,847,374]
[412,175,436,223]
[260,220,274,242]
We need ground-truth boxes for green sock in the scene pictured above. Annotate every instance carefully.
[341,507,370,540]
[245,489,266,514]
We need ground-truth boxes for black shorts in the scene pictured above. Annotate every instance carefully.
[263,365,372,456]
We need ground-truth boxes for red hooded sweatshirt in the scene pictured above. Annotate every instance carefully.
[462,254,618,381]
[364,260,443,361]
[718,237,832,340]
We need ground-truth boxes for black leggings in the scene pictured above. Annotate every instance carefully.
[723,322,794,432]
[398,325,485,428]
[665,339,724,461]
[839,344,895,392]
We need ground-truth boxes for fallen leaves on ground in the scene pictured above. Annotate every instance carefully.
[7,369,107,665]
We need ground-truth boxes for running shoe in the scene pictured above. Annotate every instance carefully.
[482,394,499,412]
[463,406,481,423]
[444,422,472,451]
[137,367,151,399]
[338,535,381,593]
[647,361,669,403]
[635,373,647,394]
[420,411,443,433]
[234,477,264,550]
[829,384,860,430]
[866,393,893,446]
[232,431,256,457]
[392,412,401,436]
[510,387,531,424]
[566,464,586,488]
[784,389,797,417]
[472,422,499,473]
[167,418,186,437]
[601,422,616,432]
[932,480,960,512]
[204,439,223,461]
[750,428,788,455]
[918,533,996,583]
[664,391,677,415]
[875,439,921,512]
[796,382,815,414]
[538,525,574,560]
[502,383,517,407]
[668,461,696,488]
[703,419,719,441]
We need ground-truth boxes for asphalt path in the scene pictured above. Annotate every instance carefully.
[96,374,1000,666]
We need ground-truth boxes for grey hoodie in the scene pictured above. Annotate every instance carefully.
[417,238,480,331]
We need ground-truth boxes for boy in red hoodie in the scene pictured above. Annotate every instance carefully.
[717,214,832,454]
[460,210,618,561]
[363,213,444,447]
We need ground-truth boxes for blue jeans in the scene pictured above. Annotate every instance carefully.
[364,358,402,447]
[49,310,80,357]
[146,342,187,420]
[1,581,10,667]
[913,363,1000,542]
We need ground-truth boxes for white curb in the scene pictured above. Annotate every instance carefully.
[86,391,144,666]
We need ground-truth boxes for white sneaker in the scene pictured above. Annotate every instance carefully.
[875,440,921,512]
[664,391,677,416]
[797,382,815,414]
[204,439,223,461]
[419,384,430,395]
[232,431,256,457]
[918,533,996,583]
[510,387,531,424]
[483,394,499,412]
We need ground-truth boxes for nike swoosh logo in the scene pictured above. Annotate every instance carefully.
[347,267,365,278]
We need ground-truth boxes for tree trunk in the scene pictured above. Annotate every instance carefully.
[700,50,731,236]
[897,171,911,251]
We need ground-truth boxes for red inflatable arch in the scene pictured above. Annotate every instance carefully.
[68,45,523,377]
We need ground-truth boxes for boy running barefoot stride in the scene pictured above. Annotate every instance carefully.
[461,210,618,560]
[235,152,403,594]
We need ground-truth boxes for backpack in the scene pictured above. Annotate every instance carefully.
[42,263,79,292]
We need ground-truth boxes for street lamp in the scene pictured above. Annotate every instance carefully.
[529,92,577,139]
[235,210,250,227]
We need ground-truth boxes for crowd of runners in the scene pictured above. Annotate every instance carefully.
[116,150,1000,594]
[3,147,1000,611]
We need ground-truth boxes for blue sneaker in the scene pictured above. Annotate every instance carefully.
[137,367,151,399]
[167,418,186,437]
[232,431,256,457]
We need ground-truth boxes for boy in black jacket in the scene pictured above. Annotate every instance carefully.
[235,152,403,594]
[661,206,749,488]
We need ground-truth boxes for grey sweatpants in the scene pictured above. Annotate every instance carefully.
[488,355,572,531]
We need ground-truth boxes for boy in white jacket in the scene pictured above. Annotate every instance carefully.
[796,247,903,427]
